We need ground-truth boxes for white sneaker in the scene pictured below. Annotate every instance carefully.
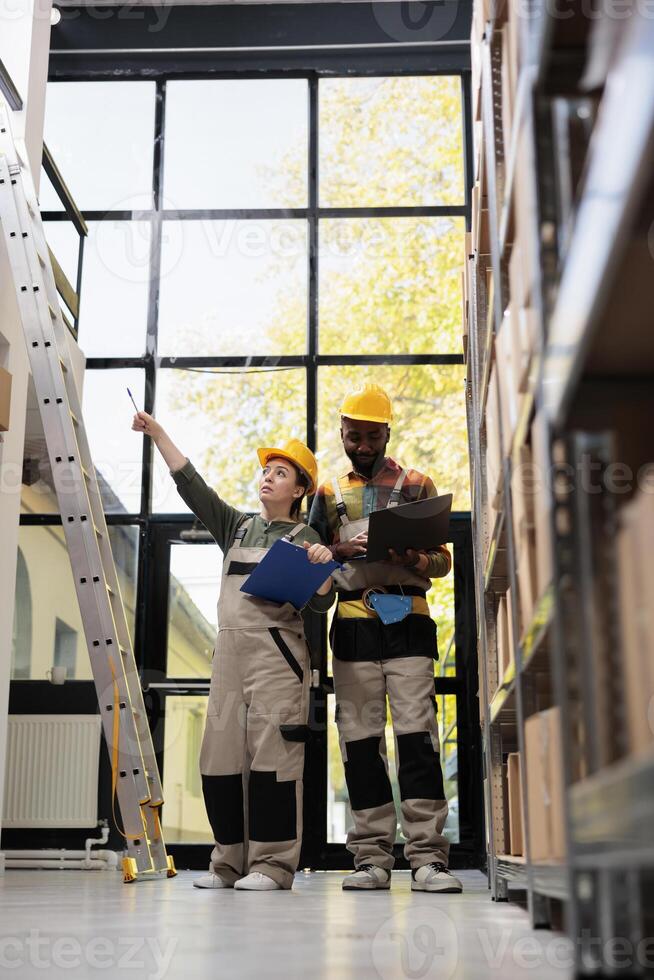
[342,864,391,890]
[193,871,230,889]
[411,862,463,893]
[234,872,281,891]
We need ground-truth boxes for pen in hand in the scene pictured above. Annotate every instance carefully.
[126,387,139,413]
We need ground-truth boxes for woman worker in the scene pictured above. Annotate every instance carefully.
[132,411,334,891]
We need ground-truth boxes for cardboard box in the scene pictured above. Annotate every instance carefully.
[617,492,654,756]
[507,304,532,395]
[508,245,539,390]
[496,313,519,458]
[515,522,538,638]
[496,594,510,683]
[506,585,516,669]
[507,0,521,98]
[524,708,566,862]
[474,120,484,182]
[508,242,528,309]
[472,182,480,253]
[473,177,491,255]
[513,126,538,301]
[507,752,524,855]
[511,444,536,555]
[497,587,516,683]
[0,367,12,432]
[485,362,503,508]
[531,410,554,599]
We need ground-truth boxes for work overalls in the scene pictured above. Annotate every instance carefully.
[330,472,450,871]
[200,519,311,889]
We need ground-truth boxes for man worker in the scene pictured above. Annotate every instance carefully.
[309,383,463,893]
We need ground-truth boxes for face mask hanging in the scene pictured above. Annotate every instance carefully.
[366,591,412,625]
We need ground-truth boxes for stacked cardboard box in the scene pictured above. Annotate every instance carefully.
[495,311,520,457]
[496,588,516,684]
[508,245,535,384]
[617,484,654,757]
[485,360,503,510]
[472,182,491,257]
[524,708,566,862]
[500,0,522,159]
[530,410,554,599]
[511,443,539,637]
[507,751,524,856]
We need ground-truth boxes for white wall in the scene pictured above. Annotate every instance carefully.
[0,0,53,854]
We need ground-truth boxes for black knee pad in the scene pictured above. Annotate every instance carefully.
[396,731,445,801]
[344,735,394,811]
[249,770,297,842]
[202,773,244,845]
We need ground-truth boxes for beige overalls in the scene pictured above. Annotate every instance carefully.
[200,519,311,889]
[330,472,450,871]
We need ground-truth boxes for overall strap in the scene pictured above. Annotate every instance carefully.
[388,469,407,508]
[284,522,307,542]
[233,515,254,547]
[332,476,350,527]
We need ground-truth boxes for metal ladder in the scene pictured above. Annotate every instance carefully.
[0,104,175,884]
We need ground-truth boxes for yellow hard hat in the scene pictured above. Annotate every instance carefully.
[340,383,393,425]
[257,438,318,495]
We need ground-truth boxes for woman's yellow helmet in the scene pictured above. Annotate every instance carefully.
[256,438,318,495]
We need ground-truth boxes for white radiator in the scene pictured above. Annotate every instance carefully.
[3,715,102,828]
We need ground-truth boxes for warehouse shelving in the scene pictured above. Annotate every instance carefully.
[542,16,654,426]
[465,0,654,970]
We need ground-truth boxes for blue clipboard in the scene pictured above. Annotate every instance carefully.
[240,538,341,609]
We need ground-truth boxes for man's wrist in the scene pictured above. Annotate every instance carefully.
[409,552,428,572]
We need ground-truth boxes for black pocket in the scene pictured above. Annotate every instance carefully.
[269,628,304,682]
[280,724,311,743]
[332,616,381,661]
[407,614,439,660]
[227,560,259,576]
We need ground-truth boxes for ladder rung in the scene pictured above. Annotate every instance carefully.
[47,303,57,320]
[59,357,67,373]
[70,411,79,426]
[37,251,46,268]
[94,525,103,538]
[107,584,115,597]
[119,647,129,657]
[81,466,92,481]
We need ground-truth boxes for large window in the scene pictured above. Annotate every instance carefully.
[30,71,473,863]
[40,77,470,519]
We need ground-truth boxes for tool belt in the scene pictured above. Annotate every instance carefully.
[337,585,427,602]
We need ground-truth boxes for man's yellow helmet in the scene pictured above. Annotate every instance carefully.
[340,383,393,425]
[256,438,318,495]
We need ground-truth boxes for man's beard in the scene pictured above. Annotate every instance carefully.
[347,449,381,477]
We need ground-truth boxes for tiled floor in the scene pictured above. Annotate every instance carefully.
[0,868,573,978]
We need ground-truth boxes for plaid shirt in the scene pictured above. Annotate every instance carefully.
[308,457,451,618]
